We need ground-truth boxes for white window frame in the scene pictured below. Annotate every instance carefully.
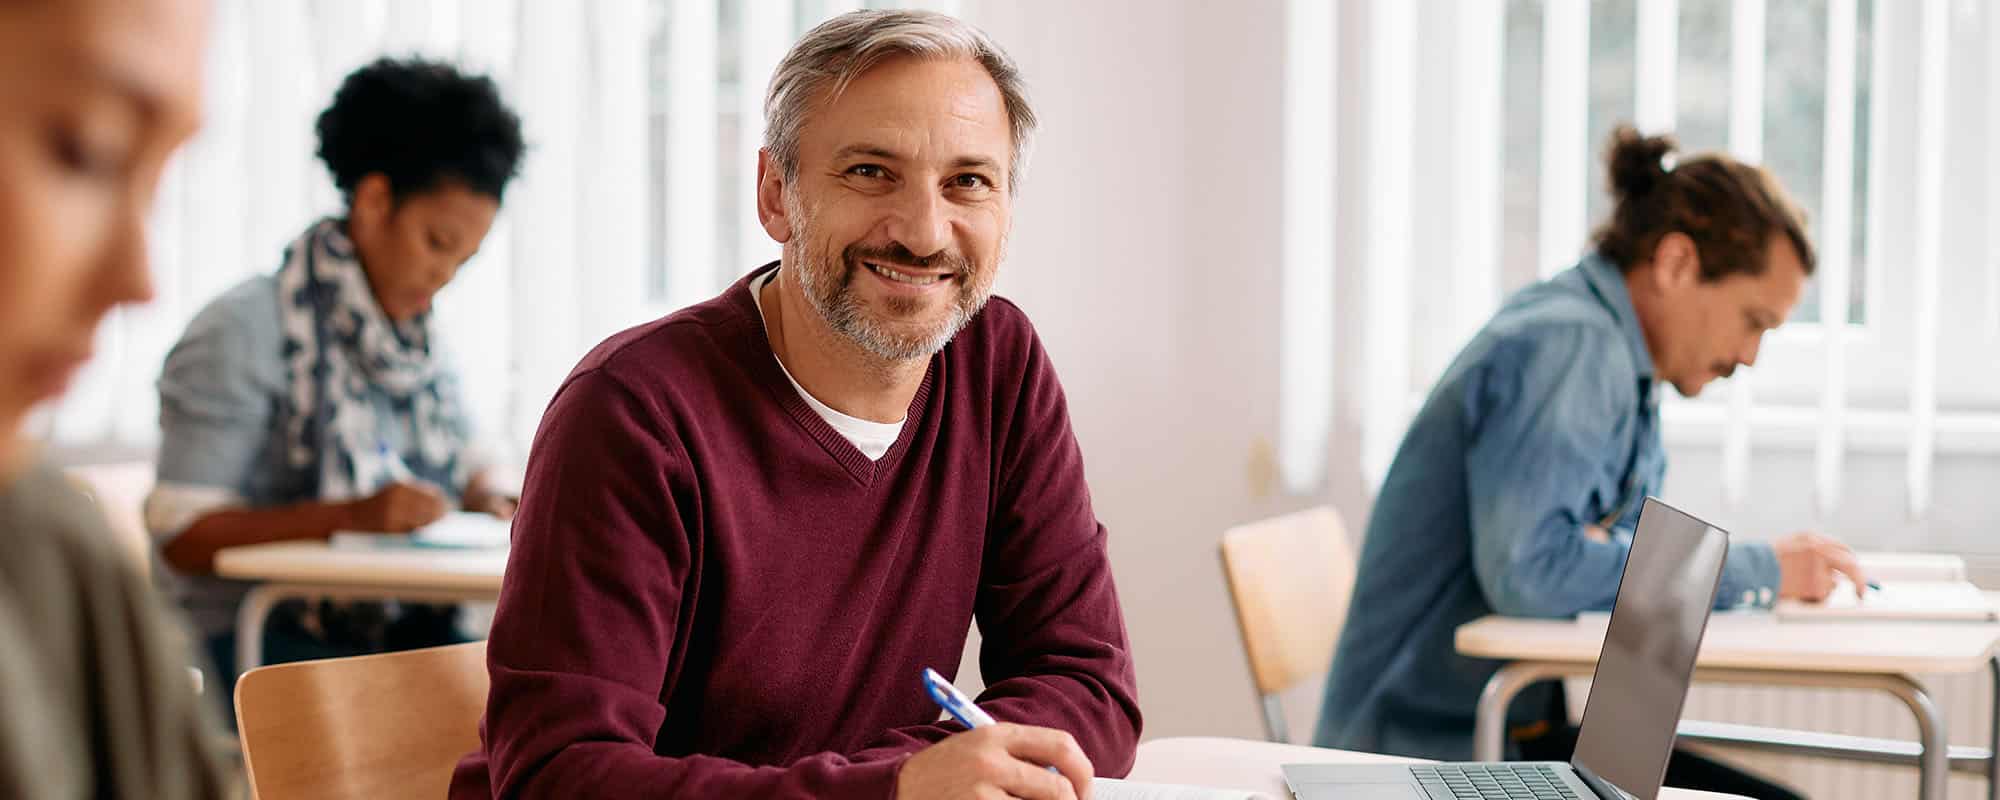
[1279,0,1995,529]
[1662,0,1972,522]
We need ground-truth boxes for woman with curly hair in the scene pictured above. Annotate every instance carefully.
[145,56,526,704]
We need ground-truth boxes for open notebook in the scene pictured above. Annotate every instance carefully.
[1093,778,1277,800]
[1855,552,1966,582]
[327,511,512,550]
[1575,553,1990,625]
[1773,552,1992,622]
[1775,577,1995,622]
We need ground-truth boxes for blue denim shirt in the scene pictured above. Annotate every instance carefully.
[1311,254,1780,761]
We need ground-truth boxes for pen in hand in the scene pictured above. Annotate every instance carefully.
[921,667,1061,775]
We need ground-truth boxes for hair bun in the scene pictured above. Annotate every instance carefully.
[1605,124,1675,200]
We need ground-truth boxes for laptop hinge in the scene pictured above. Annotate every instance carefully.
[1571,763,1636,800]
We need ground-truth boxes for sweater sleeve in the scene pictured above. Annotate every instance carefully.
[848,323,1144,776]
[471,371,901,800]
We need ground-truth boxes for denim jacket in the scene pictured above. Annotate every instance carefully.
[1312,254,1780,760]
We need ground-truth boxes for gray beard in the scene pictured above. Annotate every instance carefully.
[806,267,983,361]
[781,189,999,362]
[790,246,990,363]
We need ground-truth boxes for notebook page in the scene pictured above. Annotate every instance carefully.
[1775,579,1995,622]
[1092,777,1278,800]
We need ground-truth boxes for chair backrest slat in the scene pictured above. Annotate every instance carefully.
[1218,506,1356,741]
[235,641,488,800]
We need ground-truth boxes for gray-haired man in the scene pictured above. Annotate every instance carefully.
[450,11,1140,800]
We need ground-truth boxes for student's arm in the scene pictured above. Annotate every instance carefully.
[159,487,447,573]
[147,299,294,572]
[846,319,1143,777]
[477,371,904,800]
[1463,329,1780,618]
[147,301,445,573]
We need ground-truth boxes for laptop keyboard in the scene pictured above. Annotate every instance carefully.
[1409,764,1583,800]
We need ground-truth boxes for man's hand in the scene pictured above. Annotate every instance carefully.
[1774,532,1868,602]
[344,481,449,533]
[896,724,1094,800]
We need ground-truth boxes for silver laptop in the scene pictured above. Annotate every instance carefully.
[1284,497,1730,800]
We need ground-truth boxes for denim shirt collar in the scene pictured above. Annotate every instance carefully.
[1577,252,1657,383]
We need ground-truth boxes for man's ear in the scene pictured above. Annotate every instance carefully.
[756,149,794,244]
[1650,231,1701,292]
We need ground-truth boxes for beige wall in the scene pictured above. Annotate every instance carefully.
[961,0,1371,742]
[962,9,2000,796]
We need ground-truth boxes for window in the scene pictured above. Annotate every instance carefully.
[1501,0,1872,325]
[643,0,960,310]
[1284,0,1996,542]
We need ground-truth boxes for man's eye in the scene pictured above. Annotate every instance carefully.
[848,164,887,179]
[951,174,992,190]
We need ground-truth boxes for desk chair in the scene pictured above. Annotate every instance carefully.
[62,460,156,575]
[235,641,487,800]
[1219,506,1356,743]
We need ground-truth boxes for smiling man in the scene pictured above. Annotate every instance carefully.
[450,11,1140,800]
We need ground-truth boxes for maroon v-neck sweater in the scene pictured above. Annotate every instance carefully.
[451,265,1141,799]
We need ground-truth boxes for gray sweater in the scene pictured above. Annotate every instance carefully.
[0,462,232,798]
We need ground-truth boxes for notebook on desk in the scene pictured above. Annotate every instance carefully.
[1775,576,1996,622]
[1856,552,1966,583]
[1093,778,1274,800]
[327,511,512,550]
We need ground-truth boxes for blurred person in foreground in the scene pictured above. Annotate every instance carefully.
[0,0,231,796]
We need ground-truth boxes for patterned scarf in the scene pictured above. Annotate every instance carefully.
[274,218,473,502]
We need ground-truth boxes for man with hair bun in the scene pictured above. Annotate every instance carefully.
[1313,125,1860,800]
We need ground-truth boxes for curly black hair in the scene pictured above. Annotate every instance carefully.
[315,57,525,205]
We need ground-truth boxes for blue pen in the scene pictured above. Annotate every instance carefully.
[923,667,998,728]
[922,668,1060,774]
[376,438,416,484]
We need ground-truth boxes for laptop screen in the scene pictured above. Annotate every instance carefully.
[1570,498,1730,800]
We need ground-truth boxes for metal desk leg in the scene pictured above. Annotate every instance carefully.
[1475,663,1586,762]
[233,584,289,677]
[233,582,497,676]
[1988,656,1999,800]
[1261,693,1291,744]
[1881,673,1948,800]
[1477,663,1950,799]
